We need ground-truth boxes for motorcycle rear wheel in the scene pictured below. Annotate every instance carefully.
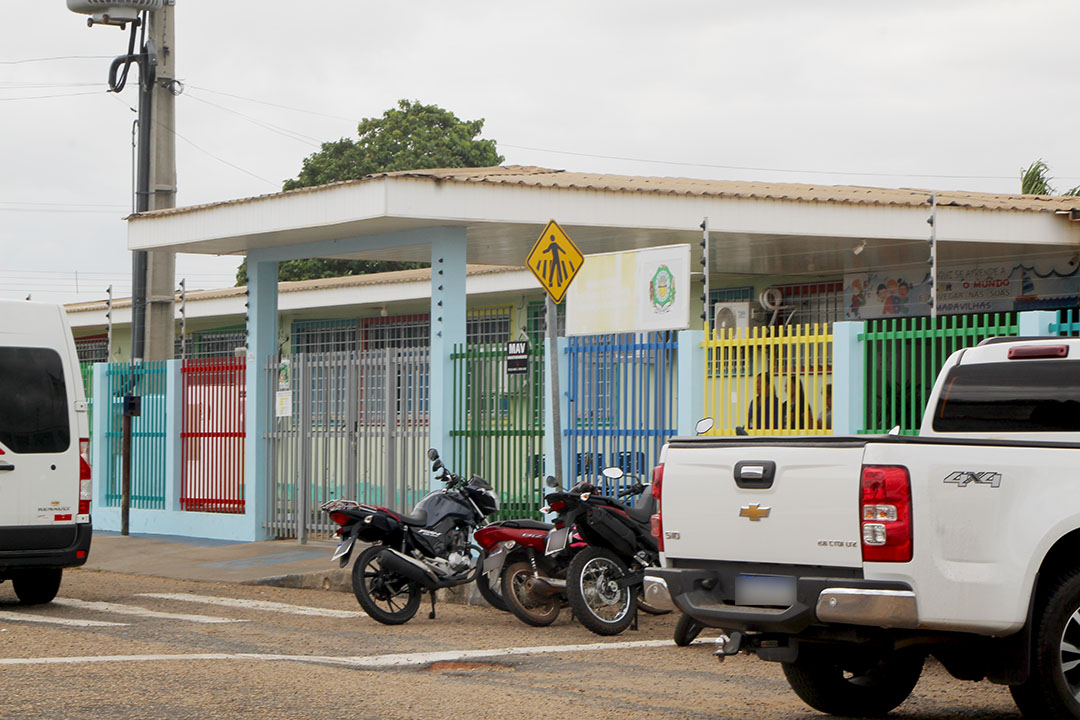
[352,545,422,625]
[502,561,561,627]
[567,547,637,636]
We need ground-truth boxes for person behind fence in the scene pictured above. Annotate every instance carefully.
[784,375,811,431]
[747,373,781,430]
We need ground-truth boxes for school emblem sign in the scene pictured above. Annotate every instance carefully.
[650,264,676,312]
[527,219,584,304]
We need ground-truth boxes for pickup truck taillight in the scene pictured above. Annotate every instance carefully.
[860,465,912,563]
[651,464,664,551]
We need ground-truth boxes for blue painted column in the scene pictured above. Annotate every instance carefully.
[832,321,865,435]
[430,228,467,485]
[676,330,705,436]
[1019,310,1057,337]
[543,336,570,488]
[91,363,109,515]
[245,258,278,541]
[164,360,182,512]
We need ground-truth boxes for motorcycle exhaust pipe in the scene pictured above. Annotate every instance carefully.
[524,575,566,597]
[377,548,441,590]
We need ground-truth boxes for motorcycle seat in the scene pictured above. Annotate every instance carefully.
[399,509,428,526]
[494,519,554,531]
[609,494,656,524]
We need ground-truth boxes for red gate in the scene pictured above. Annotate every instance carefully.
[181,357,246,513]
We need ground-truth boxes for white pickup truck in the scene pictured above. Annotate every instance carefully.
[652,337,1080,719]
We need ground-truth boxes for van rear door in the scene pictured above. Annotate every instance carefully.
[0,305,80,546]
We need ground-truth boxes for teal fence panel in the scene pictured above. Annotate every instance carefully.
[1051,309,1080,336]
[103,361,169,509]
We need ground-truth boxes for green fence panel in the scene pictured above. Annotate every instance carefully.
[103,361,169,509]
[860,313,1019,435]
[450,342,545,520]
[80,362,95,446]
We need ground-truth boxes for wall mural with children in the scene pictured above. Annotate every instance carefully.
[844,253,1080,320]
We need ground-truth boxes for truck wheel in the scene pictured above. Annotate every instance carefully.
[782,645,923,717]
[1010,568,1080,719]
[12,569,62,605]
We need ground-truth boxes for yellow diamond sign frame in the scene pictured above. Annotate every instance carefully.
[527,219,584,304]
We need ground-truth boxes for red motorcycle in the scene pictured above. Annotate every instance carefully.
[474,517,584,626]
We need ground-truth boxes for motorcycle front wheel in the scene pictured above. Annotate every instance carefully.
[351,545,422,625]
[566,547,637,636]
[502,561,561,627]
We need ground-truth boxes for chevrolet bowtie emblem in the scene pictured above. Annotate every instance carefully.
[740,504,771,521]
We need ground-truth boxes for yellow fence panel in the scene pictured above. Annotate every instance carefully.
[703,324,834,436]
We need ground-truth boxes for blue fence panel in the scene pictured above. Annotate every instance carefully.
[565,331,678,495]
[102,361,168,509]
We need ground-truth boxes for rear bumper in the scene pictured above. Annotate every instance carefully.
[653,566,915,634]
[0,523,92,576]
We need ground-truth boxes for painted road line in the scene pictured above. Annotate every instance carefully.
[135,593,367,619]
[0,638,712,667]
[51,599,245,624]
[0,611,128,628]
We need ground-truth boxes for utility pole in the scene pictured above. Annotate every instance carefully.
[143,2,177,361]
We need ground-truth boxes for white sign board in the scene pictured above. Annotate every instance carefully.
[275,391,293,418]
[565,244,691,336]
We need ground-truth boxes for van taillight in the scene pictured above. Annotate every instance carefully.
[651,464,663,499]
[78,438,92,521]
[650,513,664,552]
[860,465,912,563]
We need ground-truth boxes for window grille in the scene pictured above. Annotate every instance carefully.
[526,301,565,346]
[771,280,844,326]
[291,319,359,354]
[176,329,247,358]
[75,336,109,363]
[467,306,512,345]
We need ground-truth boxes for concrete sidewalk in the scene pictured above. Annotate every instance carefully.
[83,531,352,591]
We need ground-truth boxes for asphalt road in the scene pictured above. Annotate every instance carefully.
[0,569,1022,720]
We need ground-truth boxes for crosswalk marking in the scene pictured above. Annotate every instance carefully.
[0,610,128,628]
[135,593,366,619]
[0,638,711,667]
[51,598,244,624]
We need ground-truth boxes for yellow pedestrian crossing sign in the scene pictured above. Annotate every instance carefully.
[527,219,584,304]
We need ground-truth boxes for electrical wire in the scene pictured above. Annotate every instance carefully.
[183,91,321,146]
[182,84,356,122]
[0,55,113,65]
[0,90,105,102]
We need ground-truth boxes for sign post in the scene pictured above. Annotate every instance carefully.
[527,220,584,488]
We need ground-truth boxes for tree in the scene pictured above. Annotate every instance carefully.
[236,100,503,286]
[1020,159,1080,197]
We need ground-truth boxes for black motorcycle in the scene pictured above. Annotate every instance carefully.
[545,467,660,635]
[320,448,500,625]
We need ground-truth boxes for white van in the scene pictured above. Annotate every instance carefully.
[0,300,92,604]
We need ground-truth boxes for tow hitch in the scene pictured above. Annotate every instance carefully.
[714,632,796,663]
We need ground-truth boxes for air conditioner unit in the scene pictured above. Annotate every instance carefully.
[714,302,754,331]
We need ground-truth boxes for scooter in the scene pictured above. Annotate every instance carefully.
[320,448,500,625]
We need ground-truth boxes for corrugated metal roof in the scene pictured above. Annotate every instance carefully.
[127,165,1080,220]
[64,264,525,313]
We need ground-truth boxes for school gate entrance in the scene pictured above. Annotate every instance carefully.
[263,348,431,540]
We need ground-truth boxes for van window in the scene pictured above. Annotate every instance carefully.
[933,360,1080,433]
[0,347,70,453]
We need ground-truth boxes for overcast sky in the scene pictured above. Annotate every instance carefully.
[2,0,1078,305]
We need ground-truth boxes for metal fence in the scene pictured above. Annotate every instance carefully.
[80,362,95,451]
[181,357,246,513]
[264,348,431,540]
[565,332,678,493]
[1052,308,1080,336]
[102,361,168,509]
[860,313,1019,435]
[451,341,546,519]
[703,324,833,436]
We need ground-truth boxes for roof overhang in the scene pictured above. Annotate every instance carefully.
[127,166,1080,278]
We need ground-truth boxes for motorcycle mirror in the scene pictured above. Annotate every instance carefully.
[432,459,444,472]
[426,448,440,462]
[695,417,714,435]
[545,475,558,488]
[602,466,624,480]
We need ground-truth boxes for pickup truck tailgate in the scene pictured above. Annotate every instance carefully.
[661,440,866,568]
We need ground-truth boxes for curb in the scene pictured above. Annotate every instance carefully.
[247,569,493,607]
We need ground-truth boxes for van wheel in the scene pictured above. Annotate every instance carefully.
[1010,568,1080,719]
[782,645,923,717]
[13,569,63,605]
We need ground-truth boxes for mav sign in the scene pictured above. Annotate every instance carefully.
[506,341,529,375]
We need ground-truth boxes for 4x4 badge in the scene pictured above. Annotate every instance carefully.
[944,471,1002,488]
